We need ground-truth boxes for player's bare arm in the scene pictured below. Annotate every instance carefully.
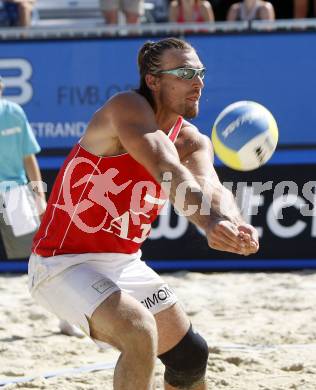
[101,92,253,256]
[176,123,259,255]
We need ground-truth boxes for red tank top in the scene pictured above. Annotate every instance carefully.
[177,1,205,23]
[33,117,183,257]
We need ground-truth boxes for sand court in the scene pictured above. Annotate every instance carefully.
[1,270,316,389]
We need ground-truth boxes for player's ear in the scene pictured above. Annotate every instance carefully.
[145,73,160,91]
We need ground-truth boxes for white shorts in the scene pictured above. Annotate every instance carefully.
[28,251,177,336]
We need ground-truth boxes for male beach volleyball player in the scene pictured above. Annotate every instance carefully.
[28,38,259,390]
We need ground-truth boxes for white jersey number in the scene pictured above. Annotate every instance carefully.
[102,210,151,243]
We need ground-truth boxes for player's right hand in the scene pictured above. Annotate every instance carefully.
[205,219,259,256]
[238,223,259,254]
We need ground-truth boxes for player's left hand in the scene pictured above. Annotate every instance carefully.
[237,224,259,255]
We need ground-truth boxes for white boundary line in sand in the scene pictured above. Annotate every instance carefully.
[211,343,316,352]
[2,343,316,387]
[0,362,116,387]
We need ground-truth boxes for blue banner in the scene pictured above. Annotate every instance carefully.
[1,32,316,149]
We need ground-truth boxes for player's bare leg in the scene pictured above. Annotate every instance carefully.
[293,0,308,18]
[18,2,33,27]
[89,291,157,390]
[155,303,208,390]
[125,11,140,24]
[102,9,118,24]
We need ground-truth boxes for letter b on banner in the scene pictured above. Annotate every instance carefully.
[0,59,33,105]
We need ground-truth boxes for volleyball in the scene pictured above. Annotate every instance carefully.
[211,101,278,171]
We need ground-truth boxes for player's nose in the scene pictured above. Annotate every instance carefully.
[192,75,204,89]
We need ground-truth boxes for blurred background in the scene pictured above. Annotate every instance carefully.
[0,0,315,272]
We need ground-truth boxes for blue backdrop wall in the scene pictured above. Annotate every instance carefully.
[1,32,316,148]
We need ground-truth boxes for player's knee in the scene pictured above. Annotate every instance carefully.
[125,311,157,354]
[158,324,209,389]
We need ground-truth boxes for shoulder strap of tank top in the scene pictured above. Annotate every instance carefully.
[168,116,183,142]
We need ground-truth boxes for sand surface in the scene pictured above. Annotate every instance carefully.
[1,271,316,389]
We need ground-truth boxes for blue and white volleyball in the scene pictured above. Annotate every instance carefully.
[211,101,278,171]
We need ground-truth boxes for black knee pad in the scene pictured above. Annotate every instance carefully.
[158,324,209,389]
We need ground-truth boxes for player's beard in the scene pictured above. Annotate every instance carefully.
[159,89,199,118]
[184,101,199,119]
